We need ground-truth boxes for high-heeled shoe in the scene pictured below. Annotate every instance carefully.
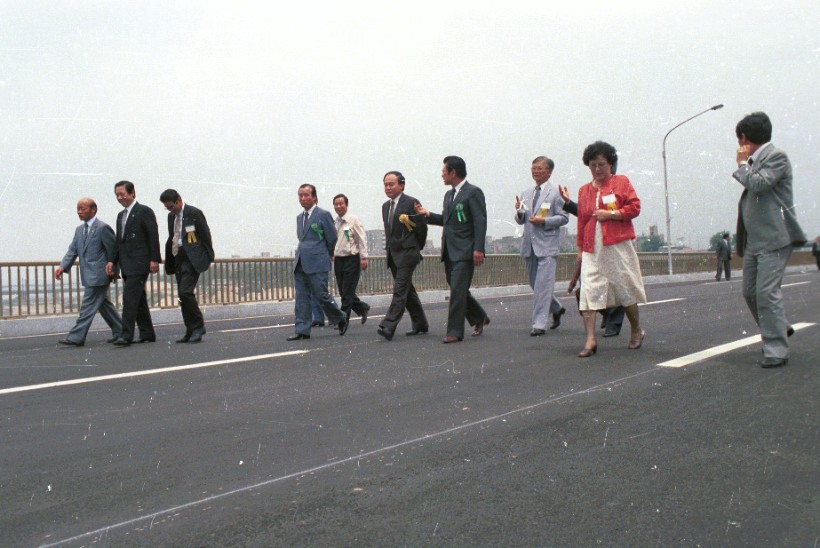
[578,344,598,358]
[628,330,646,350]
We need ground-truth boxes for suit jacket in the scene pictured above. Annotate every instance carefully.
[715,239,731,260]
[294,206,337,274]
[733,144,806,257]
[427,181,487,262]
[114,202,161,277]
[515,182,568,257]
[383,193,428,268]
[60,218,117,287]
[164,204,215,274]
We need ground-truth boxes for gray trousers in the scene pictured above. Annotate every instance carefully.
[525,254,561,330]
[742,245,792,359]
[66,284,123,344]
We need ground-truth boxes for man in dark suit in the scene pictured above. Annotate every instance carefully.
[287,184,348,341]
[160,189,215,343]
[55,198,123,346]
[733,111,806,368]
[715,232,732,281]
[105,180,161,346]
[416,156,490,343]
[377,171,429,341]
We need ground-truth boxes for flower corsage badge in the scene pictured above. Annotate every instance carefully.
[398,214,416,231]
[310,222,324,240]
[185,225,197,243]
[455,203,467,223]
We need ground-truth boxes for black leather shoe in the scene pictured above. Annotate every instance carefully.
[188,329,204,343]
[112,338,131,346]
[530,328,546,337]
[377,326,394,341]
[106,336,119,343]
[338,318,349,336]
[286,333,310,341]
[758,357,788,368]
[787,326,794,338]
[550,307,566,330]
[602,330,620,338]
[137,336,156,343]
[311,321,325,327]
[58,338,83,347]
[360,306,370,325]
[406,328,428,336]
[176,333,192,343]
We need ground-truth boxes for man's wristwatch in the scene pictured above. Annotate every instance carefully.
[610,210,615,219]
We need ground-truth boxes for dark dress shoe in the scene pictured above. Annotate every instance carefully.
[406,328,429,336]
[58,338,83,347]
[758,357,788,368]
[137,336,156,343]
[602,330,620,338]
[176,333,192,343]
[530,328,546,336]
[551,307,566,330]
[311,321,325,327]
[338,318,348,336]
[106,336,119,343]
[286,333,310,341]
[112,338,131,346]
[361,306,370,324]
[472,317,490,337]
[442,336,463,344]
[787,326,794,337]
[377,327,394,341]
[188,330,204,343]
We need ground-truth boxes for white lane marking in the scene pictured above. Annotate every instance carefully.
[219,315,387,334]
[41,366,662,547]
[639,298,684,306]
[0,351,308,396]
[782,281,810,288]
[657,322,815,368]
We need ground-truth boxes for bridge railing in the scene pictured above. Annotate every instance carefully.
[1,252,813,319]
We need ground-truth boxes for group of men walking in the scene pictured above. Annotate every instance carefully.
[57,181,214,347]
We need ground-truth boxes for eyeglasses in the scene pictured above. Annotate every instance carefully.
[588,162,609,169]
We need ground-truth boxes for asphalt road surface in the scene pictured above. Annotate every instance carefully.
[1,271,817,547]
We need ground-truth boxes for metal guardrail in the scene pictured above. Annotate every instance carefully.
[1,252,814,319]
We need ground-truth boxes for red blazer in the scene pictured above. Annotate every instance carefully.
[576,174,641,253]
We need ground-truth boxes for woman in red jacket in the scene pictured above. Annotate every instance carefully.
[576,141,646,357]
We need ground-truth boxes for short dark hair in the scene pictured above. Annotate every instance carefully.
[383,171,406,187]
[443,156,467,179]
[333,193,348,205]
[532,156,555,170]
[115,180,135,194]
[298,183,317,198]
[723,232,730,238]
[735,111,772,144]
[159,189,181,203]
[582,141,618,167]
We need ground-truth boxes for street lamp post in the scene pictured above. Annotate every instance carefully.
[662,104,724,275]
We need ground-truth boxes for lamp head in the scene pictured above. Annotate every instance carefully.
[711,104,724,110]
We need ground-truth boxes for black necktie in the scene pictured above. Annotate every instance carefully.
[302,211,309,235]
[532,186,541,211]
[450,189,456,204]
[388,200,395,231]
[83,222,89,240]
[748,157,754,166]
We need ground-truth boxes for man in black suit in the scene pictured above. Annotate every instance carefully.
[416,156,490,343]
[106,180,161,346]
[377,171,429,341]
[715,232,732,281]
[160,189,215,343]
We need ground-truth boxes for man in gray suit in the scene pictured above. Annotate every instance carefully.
[416,156,490,343]
[287,184,348,341]
[515,156,569,336]
[714,232,732,281]
[733,111,806,368]
[56,198,123,346]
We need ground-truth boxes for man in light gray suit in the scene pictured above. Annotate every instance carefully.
[515,156,569,336]
[733,111,806,368]
[56,198,123,346]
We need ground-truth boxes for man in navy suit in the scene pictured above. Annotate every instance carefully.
[160,189,215,343]
[56,198,123,346]
[416,156,490,343]
[105,180,161,346]
[287,184,348,341]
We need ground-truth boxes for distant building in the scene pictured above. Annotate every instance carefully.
[649,224,659,237]
[260,252,271,258]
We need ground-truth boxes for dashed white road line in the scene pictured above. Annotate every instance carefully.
[0,350,308,396]
[657,322,815,368]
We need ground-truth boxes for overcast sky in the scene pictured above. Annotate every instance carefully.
[1,0,818,261]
